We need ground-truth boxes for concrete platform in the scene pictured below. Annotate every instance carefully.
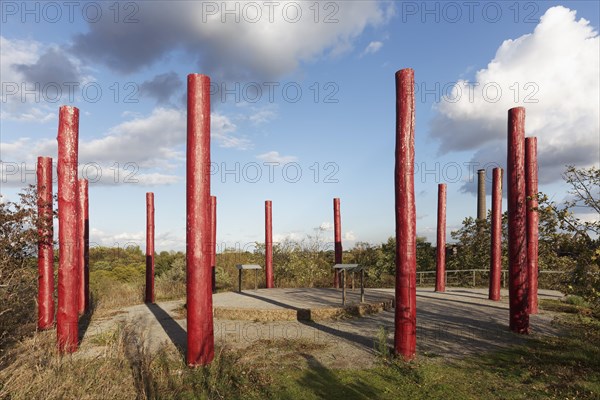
[213,288,394,321]
[79,287,566,368]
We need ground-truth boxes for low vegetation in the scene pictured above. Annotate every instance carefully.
[1,165,598,398]
[1,297,598,399]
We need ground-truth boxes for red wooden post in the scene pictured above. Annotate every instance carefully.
[77,178,89,314]
[394,68,417,360]
[489,167,503,301]
[265,200,274,288]
[435,184,446,292]
[211,196,217,293]
[333,197,342,288]
[526,137,539,314]
[145,192,155,303]
[507,107,529,334]
[37,156,54,330]
[57,105,80,353]
[186,74,214,366]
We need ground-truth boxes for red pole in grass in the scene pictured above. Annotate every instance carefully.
[435,184,446,292]
[145,192,155,303]
[507,107,529,334]
[77,179,89,314]
[394,68,417,360]
[57,106,80,353]
[186,74,214,366]
[265,200,274,288]
[489,167,503,301]
[333,197,342,288]
[210,195,217,293]
[526,137,539,314]
[37,156,54,330]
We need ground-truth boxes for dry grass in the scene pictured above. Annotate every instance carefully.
[0,321,273,400]
[0,327,138,400]
[90,277,144,316]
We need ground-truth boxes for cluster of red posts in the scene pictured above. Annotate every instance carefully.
[36,106,91,353]
[38,69,539,364]
[393,69,539,359]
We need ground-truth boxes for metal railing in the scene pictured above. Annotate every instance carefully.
[416,269,568,288]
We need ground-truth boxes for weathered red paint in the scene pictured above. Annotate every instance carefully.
[489,167,503,301]
[211,196,217,293]
[145,192,155,304]
[394,68,417,360]
[333,197,342,288]
[77,179,89,314]
[435,184,446,292]
[186,74,214,366]
[526,137,539,314]
[37,156,54,330]
[507,107,529,334]
[57,106,80,352]
[265,200,274,288]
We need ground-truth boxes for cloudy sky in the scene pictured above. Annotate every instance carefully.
[1,1,598,252]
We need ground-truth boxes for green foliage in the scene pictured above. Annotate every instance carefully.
[0,186,45,351]
[538,165,600,305]
[447,216,492,271]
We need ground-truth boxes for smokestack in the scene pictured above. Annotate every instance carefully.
[477,169,486,221]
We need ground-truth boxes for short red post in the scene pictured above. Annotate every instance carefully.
[77,179,89,314]
[435,184,446,292]
[210,195,217,293]
[526,137,539,314]
[489,167,503,301]
[37,156,54,330]
[186,74,214,366]
[145,192,155,303]
[507,107,529,334]
[265,200,274,288]
[394,68,417,360]
[333,197,342,288]
[57,105,80,353]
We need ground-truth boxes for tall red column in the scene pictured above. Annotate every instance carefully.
[210,195,217,293]
[77,179,89,314]
[186,74,214,366]
[57,106,80,353]
[265,200,274,288]
[489,167,503,301]
[394,68,417,360]
[333,197,342,288]
[145,192,155,303]
[435,184,446,292]
[507,107,529,334]
[37,156,54,330]
[526,137,539,314]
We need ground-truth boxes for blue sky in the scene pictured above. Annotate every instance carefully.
[1,1,599,252]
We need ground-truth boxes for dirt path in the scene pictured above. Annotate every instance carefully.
[78,288,564,369]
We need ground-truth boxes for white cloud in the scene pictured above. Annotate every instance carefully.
[248,108,277,125]
[0,107,251,186]
[361,41,383,56]
[212,113,253,150]
[272,231,305,243]
[344,231,356,241]
[88,228,185,252]
[319,222,333,231]
[0,37,53,122]
[256,151,298,163]
[70,2,394,80]
[430,6,599,189]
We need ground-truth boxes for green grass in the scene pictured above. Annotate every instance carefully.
[266,303,600,400]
